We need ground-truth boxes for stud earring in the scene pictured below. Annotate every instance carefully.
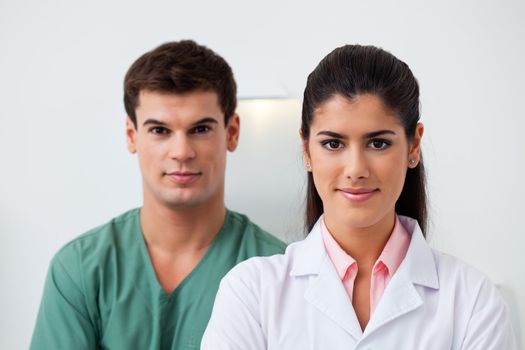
[306,162,311,170]
[409,159,416,165]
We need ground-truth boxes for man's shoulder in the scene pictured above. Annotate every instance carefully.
[53,208,140,266]
[225,210,287,255]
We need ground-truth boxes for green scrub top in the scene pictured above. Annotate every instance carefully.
[30,208,286,350]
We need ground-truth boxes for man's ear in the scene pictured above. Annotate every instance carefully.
[126,117,137,154]
[408,123,424,168]
[300,129,312,171]
[226,113,240,152]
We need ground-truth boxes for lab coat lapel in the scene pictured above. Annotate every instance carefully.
[291,220,363,340]
[363,269,423,338]
[304,255,363,340]
[363,217,439,338]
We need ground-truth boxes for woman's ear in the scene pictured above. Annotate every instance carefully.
[300,129,312,172]
[408,123,424,168]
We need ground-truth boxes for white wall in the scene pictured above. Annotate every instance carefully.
[1,0,524,348]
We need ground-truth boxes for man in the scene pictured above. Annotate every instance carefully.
[30,40,286,349]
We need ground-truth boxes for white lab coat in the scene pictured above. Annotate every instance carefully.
[201,216,517,350]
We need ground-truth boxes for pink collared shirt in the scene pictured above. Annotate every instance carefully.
[321,215,410,314]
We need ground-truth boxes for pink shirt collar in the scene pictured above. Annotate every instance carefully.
[321,214,410,284]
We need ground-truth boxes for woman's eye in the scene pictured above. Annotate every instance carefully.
[322,140,343,150]
[369,139,391,150]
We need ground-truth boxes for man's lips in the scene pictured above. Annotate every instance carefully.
[338,188,379,203]
[165,171,202,185]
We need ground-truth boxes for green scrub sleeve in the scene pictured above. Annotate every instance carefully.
[30,255,98,349]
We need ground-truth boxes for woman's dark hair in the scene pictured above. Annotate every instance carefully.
[301,45,427,236]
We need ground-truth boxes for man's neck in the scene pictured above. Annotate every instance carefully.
[139,197,226,256]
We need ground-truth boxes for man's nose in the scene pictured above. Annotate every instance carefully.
[168,134,196,161]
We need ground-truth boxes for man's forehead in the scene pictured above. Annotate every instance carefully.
[137,89,220,104]
[135,89,224,126]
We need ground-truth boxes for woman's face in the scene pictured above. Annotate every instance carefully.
[303,94,423,231]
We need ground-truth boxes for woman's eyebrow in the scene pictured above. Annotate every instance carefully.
[364,130,396,138]
[316,130,396,138]
[316,130,345,138]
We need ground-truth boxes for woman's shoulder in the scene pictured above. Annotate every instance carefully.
[431,249,493,287]
[400,215,498,293]
[220,239,306,287]
[429,249,517,348]
[429,248,509,314]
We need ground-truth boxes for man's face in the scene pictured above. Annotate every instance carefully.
[126,90,239,210]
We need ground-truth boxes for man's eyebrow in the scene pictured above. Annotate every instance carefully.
[190,117,219,127]
[143,118,167,127]
[142,117,219,127]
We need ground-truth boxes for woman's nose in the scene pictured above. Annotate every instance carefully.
[344,148,370,180]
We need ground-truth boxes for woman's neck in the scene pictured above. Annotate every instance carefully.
[323,211,396,266]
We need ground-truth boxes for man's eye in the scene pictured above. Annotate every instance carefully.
[321,140,343,150]
[149,127,169,135]
[368,139,391,150]
[192,125,211,134]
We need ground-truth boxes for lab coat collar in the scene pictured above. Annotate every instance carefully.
[289,218,325,276]
[290,215,439,290]
[397,215,439,289]
[363,216,439,339]
[291,218,363,338]
[289,215,439,340]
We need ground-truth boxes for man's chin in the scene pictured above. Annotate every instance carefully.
[163,199,201,210]
[160,193,208,210]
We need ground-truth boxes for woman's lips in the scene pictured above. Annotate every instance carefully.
[338,188,378,203]
[165,171,201,185]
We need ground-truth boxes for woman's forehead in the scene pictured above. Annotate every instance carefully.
[311,94,402,134]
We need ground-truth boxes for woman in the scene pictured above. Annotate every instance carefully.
[201,45,517,349]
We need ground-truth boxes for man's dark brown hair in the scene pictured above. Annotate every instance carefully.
[124,40,237,127]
